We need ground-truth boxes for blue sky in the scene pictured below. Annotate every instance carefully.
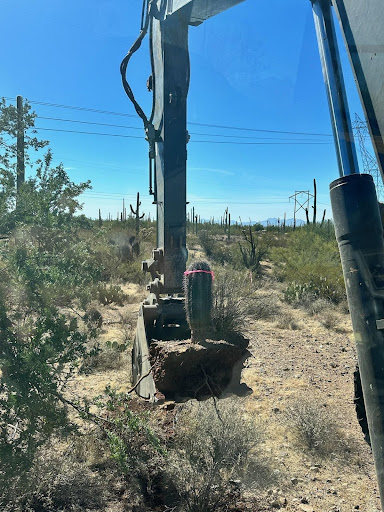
[1,0,369,222]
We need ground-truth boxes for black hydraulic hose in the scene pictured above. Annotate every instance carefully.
[120,0,152,129]
[140,0,148,30]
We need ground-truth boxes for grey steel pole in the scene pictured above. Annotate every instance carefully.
[16,95,25,194]
[311,0,359,177]
[330,174,384,511]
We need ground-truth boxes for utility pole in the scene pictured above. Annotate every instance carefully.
[16,95,25,194]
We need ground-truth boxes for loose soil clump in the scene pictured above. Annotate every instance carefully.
[149,337,252,400]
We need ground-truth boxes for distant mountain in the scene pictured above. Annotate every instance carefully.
[199,217,306,227]
[239,218,305,227]
[259,217,305,227]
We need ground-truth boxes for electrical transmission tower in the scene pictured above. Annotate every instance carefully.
[353,113,384,201]
[289,190,314,228]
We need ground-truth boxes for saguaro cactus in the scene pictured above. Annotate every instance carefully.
[130,192,145,235]
[305,179,326,226]
[183,260,213,343]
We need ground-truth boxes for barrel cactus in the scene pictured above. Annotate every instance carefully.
[183,260,213,343]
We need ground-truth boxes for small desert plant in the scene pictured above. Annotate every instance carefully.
[119,311,134,343]
[94,283,127,306]
[82,341,129,373]
[89,387,167,505]
[168,398,271,512]
[248,291,281,320]
[283,396,353,458]
[238,227,272,274]
[211,269,249,336]
[319,309,339,330]
[274,311,301,330]
[198,230,216,257]
[83,307,103,328]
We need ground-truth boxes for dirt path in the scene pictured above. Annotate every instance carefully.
[241,303,381,512]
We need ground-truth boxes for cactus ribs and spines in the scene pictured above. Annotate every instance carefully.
[183,260,213,343]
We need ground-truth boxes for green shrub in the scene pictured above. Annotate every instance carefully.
[94,283,127,306]
[238,226,272,274]
[198,230,216,257]
[89,387,166,504]
[0,304,95,477]
[272,228,345,304]
[3,226,102,310]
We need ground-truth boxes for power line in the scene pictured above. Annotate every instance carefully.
[3,97,139,119]
[37,116,328,142]
[190,121,332,137]
[35,126,332,145]
[38,116,143,131]
[81,191,291,205]
[35,127,143,140]
[191,140,331,146]
[4,96,333,138]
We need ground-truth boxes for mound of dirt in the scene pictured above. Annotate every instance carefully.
[149,338,252,401]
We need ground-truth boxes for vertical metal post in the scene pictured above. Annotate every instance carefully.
[151,8,191,293]
[330,174,384,510]
[16,95,25,194]
[311,0,359,177]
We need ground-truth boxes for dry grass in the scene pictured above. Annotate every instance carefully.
[168,398,276,512]
[0,436,116,512]
[318,309,340,330]
[274,310,302,330]
[248,290,281,321]
[282,395,357,460]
